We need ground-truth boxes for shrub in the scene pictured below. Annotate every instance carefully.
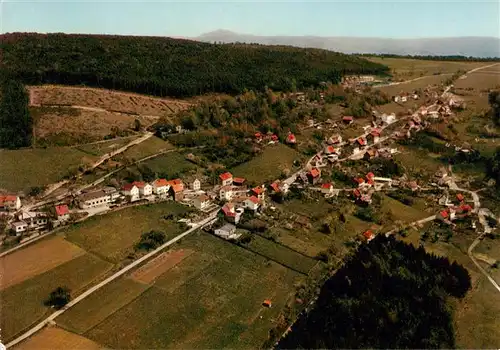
[44,286,71,309]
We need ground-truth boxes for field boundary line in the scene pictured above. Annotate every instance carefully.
[5,212,218,348]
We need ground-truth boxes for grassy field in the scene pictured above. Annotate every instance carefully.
[0,147,95,192]
[29,85,191,116]
[63,202,190,263]
[231,144,301,184]
[76,136,140,156]
[58,232,303,349]
[379,195,430,229]
[1,253,112,342]
[118,136,174,161]
[14,326,103,350]
[32,106,142,147]
[125,151,197,179]
[241,234,318,274]
[376,74,451,96]
[366,57,486,80]
[0,236,85,291]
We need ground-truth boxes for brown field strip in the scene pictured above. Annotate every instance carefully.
[0,237,85,291]
[129,249,194,284]
[14,326,103,350]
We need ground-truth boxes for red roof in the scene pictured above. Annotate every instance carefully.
[353,189,361,197]
[219,172,233,181]
[255,132,262,138]
[286,133,297,143]
[371,129,381,137]
[132,181,146,188]
[154,178,169,187]
[363,230,375,240]
[270,182,281,192]
[252,187,264,195]
[366,172,375,180]
[355,177,365,184]
[222,203,235,217]
[321,183,332,189]
[171,184,184,193]
[170,179,182,185]
[460,204,472,212]
[271,134,279,141]
[357,138,367,146]
[440,210,449,218]
[309,168,320,178]
[367,179,375,185]
[326,146,335,154]
[247,196,260,204]
[456,193,464,202]
[55,205,69,216]
[233,177,246,184]
[122,183,136,191]
[343,116,354,121]
[0,195,18,203]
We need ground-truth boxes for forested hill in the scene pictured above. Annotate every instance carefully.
[0,33,389,98]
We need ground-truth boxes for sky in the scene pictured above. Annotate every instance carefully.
[1,0,499,38]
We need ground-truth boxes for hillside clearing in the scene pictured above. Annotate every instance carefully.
[232,144,301,184]
[0,147,95,193]
[117,136,174,161]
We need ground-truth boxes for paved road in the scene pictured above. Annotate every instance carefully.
[5,211,219,349]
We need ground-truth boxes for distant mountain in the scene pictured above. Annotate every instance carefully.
[196,30,500,58]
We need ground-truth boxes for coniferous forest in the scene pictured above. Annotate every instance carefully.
[0,78,32,148]
[278,235,471,349]
[1,33,389,98]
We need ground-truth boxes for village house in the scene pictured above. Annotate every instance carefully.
[286,132,297,144]
[79,190,112,209]
[219,172,233,186]
[214,223,239,240]
[0,195,21,211]
[103,186,121,202]
[193,194,210,210]
[152,179,171,195]
[380,113,396,125]
[363,230,376,242]
[408,181,419,192]
[456,193,465,203]
[327,134,343,145]
[363,149,379,160]
[324,145,340,155]
[121,184,140,202]
[132,181,153,197]
[219,186,234,201]
[11,221,28,235]
[251,186,266,201]
[356,137,367,147]
[368,129,381,144]
[255,132,263,142]
[307,168,321,185]
[168,179,184,201]
[233,177,246,186]
[244,196,261,211]
[342,116,354,125]
[191,178,201,191]
[270,134,279,142]
[18,211,49,230]
[54,204,70,222]
[221,202,244,224]
[270,182,281,193]
[321,183,334,195]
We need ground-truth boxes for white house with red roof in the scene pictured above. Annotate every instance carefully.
[219,172,233,186]
[54,204,70,221]
[219,186,234,201]
[221,202,244,224]
[286,132,297,144]
[342,116,354,125]
[324,145,339,155]
[363,230,375,242]
[251,186,266,201]
[152,179,171,195]
[321,183,334,195]
[307,168,321,184]
[121,183,140,202]
[356,137,367,147]
[132,181,152,197]
[327,134,342,145]
[244,196,261,211]
[0,195,21,211]
[369,129,381,144]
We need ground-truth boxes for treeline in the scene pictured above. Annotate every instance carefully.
[359,53,500,62]
[1,33,389,98]
[278,235,471,349]
[0,77,32,148]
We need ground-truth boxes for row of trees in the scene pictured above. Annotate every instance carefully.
[278,235,471,349]
[0,77,33,148]
[1,33,389,98]
[359,53,500,62]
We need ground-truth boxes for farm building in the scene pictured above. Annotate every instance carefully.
[54,205,70,221]
[219,172,233,186]
[0,195,21,211]
[11,221,28,234]
[193,194,210,210]
[342,116,354,124]
[233,177,246,186]
[79,190,112,209]
[214,223,239,239]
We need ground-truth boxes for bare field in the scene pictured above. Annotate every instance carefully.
[14,326,103,350]
[29,85,192,116]
[130,249,194,284]
[32,106,146,146]
[377,74,450,96]
[366,57,487,80]
[0,237,85,291]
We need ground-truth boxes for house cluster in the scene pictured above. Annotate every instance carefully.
[10,204,70,235]
[0,195,21,211]
[254,132,279,144]
[438,193,473,225]
[393,91,419,103]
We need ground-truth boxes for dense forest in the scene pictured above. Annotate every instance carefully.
[0,78,32,148]
[278,235,471,349]
[1,33,389,98]
[359,53,500,62]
